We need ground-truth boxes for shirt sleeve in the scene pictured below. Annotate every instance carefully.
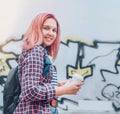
[20,46,55,102]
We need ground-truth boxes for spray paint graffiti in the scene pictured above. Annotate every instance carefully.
[55,36,120,112]
[0,35,120,112]
[102,84,120,111]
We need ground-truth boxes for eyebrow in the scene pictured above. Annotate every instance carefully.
[43,25,57,29]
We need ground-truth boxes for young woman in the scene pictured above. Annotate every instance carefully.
[13,13,83,114]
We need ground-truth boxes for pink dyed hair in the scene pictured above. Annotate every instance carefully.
[22,13,61,60]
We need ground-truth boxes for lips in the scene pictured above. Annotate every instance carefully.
[46,38,52,42]
[43,35,55,47]
[45,36,53,42]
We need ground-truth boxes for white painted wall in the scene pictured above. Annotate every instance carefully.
[1,0,120,43]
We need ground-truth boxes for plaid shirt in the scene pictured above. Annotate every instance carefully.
[13,45,56,114]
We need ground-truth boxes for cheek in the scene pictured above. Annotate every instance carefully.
[42,30,46,35]
[53,36,57,42]
[54,34,57,39]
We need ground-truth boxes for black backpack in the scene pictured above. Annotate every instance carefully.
[3,66,21,114]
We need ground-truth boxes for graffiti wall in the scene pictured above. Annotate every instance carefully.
[0,0,120,113]
[55,37,120,112]
[0,36,120,113]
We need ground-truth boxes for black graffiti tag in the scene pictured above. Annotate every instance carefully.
[102,84,120,111]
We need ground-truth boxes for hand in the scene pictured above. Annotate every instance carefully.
[62,79,83,95]
[55,79,83,96]
[58,81,66,86]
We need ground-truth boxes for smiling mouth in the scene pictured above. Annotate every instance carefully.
[45,37,53,42]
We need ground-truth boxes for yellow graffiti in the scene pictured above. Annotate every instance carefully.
[68,60,92,78]
[62,36,94,46]
[117,60,120,65]
[0,54,16,76]
[62,36,92,78]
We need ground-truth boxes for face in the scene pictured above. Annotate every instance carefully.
[42,18,57,47]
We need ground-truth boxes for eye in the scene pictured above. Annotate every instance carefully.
[43,26,49,30]
[53,28,57,33]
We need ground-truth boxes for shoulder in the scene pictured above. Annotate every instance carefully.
[19,45,47,61]
[33,45,47,53]
[30,45,48,57]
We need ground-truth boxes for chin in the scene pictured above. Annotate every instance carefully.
[46,43,53,46]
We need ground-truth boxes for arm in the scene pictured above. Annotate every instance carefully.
[20,46,55,102]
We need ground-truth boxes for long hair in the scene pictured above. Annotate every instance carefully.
[22,13,60,60]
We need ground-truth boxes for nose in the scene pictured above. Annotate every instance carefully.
[48,29,54,36]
